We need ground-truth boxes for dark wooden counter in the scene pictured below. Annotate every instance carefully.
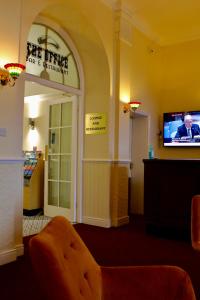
[143,159,200,240]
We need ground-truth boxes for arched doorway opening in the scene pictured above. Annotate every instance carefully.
[23,16,84,236]
[22,0,111,237]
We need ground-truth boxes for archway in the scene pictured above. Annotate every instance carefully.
[22,2,111,235]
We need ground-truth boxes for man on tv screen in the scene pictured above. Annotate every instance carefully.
[175,113,200,140]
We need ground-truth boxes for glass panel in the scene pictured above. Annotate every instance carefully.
[48,181,59,206]
[60,155,71,181]
[49,129,60,154]
[68,55,80,88]
[59,182,71,208]
[49,104,60,128]
[61,128,71,153]
[26,24,80,88]
[61,102,72,127]
[48,155,59,180]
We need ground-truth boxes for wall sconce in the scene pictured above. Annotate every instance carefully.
[123,101,142,113]
[0,63,25,87]
[29,118,35,130]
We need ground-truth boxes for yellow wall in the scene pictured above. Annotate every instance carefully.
[119,26,163,160]
[130,28,162,153]
[158,39,200,158]
[0,0,119,264]
[3,0,200,265]
[31,1,114,226]
[119,27,163,214]
[0,1,25,264]
[40,1,111,159]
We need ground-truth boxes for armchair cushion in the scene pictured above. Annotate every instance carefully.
[29,216,101,300]
[101,265,196,300]
[29,216,196,300]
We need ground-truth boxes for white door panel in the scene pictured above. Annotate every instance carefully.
[44,95,77,222]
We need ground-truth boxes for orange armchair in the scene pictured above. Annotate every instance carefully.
[191,195,200,251]
[29,216,196,300]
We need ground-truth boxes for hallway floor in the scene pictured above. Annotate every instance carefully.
[23,215,52,237]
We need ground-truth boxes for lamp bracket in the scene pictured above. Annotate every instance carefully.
[29,118,35,130]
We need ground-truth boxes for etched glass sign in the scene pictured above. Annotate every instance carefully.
[26,23,80,88]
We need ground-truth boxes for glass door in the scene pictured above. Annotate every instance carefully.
[44,95,77,222]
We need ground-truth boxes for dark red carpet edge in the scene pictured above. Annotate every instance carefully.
[0,215,200,300]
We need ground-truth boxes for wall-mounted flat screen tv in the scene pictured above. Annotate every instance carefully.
[163,111,200,147]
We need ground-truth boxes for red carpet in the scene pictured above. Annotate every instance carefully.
[0,215,200,300]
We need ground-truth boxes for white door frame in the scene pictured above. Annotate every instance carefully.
[130,110,149,215]
[23,75,84,224]
[23,74,84,223]
[23,16,85,223]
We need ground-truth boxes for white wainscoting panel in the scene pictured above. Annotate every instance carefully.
[0,159,24,265]
[83,161,111,227]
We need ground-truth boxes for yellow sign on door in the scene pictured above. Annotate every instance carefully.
[85,113,107,135]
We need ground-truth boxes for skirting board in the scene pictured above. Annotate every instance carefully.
[111,215,130,227]
[83,216,111,228]
[0,244,24,266]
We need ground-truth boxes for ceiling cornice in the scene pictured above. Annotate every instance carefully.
[101,0,188,46]
[101,0,159,44]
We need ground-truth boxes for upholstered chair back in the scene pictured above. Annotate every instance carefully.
[191,195,200,251]
[29,216,102,300]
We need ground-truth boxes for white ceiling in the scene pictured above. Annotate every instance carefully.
[106,0,200,46]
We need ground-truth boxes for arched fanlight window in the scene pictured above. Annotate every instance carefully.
[26,23,80,89]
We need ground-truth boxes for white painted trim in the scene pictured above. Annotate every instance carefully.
[25,92,68,103]
[132,110,149,118]
[0,244,23,266]
[72,96,78,223]
[16,244,24,257]
[0,249,16,266]
[44,96,78,222]
[82,158,131,163]
[24,73,82,96]
[0,157,25,163]
[129,111,149,161]
[83,216,111,228]
[77,94,84,224]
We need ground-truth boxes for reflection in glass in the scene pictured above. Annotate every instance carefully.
[61,128,71,153]
[59,182,71,208]
[49,129,60,153]
[48,156,59,180]
[49,104,60,127]
[60,155,71,181]
[48,181,59,206]
[61,102,72,126]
